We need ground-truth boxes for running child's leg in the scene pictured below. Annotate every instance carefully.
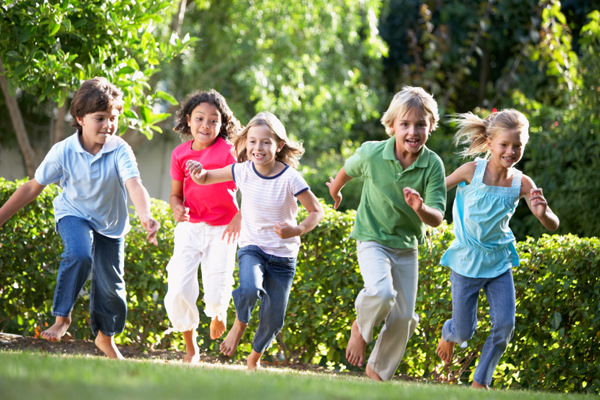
[437,271,483,365]
[88,231,126,359]
[200,224,237,340]
[43,217,95,341]
[248,252,296,370]
[472,269,515,388]
[222,246,265,356]
[365,247,419,381]
[164,222,202,362]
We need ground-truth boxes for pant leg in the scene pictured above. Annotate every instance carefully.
[473,269,516,386]
[198,224,237,323]
[88,231,126,337]
[164,222,203,333]
[441,270,484,347]
[53,217,95,317]
[232,246,266,324]
[367,246,419,381]
[251,252,296,354]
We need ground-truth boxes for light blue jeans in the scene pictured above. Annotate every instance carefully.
[232,245,297,354]
[442,269,516,386]
[54,216,126,336]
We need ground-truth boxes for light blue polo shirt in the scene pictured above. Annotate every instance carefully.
[34,132,140,238]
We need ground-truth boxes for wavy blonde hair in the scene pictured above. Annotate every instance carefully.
[452,109,530,158]
[380,86,439,136]
[233,112,305,168]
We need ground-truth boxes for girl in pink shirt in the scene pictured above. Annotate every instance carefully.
[164,90,242,363]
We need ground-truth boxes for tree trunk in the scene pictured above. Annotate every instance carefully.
[54,102,68,144]
[0,57,39,177]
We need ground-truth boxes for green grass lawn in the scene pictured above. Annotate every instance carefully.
[0,351,594,400]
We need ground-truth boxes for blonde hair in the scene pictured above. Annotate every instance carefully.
[234,112,305,168]
[380,86,439,136]
[452,109,530,158]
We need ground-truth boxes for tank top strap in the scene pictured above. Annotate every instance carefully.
[511,168,523,191]
[471,158,487,185]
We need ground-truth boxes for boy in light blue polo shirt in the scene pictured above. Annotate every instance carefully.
[0,77,159,359]
[327,86,446,381]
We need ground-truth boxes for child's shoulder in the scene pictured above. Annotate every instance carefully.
[519,173,536,197]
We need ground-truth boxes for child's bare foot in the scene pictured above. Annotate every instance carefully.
[41,316,71,342]
[436,335,455,365]
[95,331,124,360]
[210,316,226,340]
[346,320,366,367]
[182,329,200,364]
[220,318,247,357]
[366,364,383,381]
[472,380,489,390]
[247,350,263,370]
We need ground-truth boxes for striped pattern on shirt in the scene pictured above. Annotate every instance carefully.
[233,161,309,258]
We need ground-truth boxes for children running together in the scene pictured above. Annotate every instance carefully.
[0,77,560,387]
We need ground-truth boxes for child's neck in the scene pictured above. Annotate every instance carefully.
[484,159,514,187]
[253,160,284,177]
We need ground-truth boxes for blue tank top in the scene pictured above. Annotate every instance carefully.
[440,159,522,278]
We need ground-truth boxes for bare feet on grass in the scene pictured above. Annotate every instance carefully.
[182,329,200,364]
[366,364,383,381]
[247,350,263,370]
[220,318,247,357]
[210,317,226,340]
[436,335,455,365]
[346,320,366,368]
[95,331,124,359]
[41,316,71,342]
[472,380,489,390]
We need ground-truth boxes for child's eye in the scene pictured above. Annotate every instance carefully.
[211,120,218,124]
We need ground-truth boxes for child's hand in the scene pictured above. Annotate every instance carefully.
[172,204,190,223]
[186,160,204,180]
[222,213,241,244]
[273,221,299,239]
[326,177,343,209]
[142,217,160,246]
[529,188,548,218]
[403,187,423,212]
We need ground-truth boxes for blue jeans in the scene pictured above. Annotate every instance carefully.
[54,216,126,336]
[233,245,296,354]
[442,269,516,386]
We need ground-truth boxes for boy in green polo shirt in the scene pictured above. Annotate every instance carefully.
[327,86,446,381]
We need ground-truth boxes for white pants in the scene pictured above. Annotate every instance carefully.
[355,241,419,381]
[164,222,237,333]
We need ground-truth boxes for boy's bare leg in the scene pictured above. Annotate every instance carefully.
[366,364,383,381]
[220,318,247,356]
[472,380,489,390]
[182,329,200,363]
[346,320,366,367]
[95,330,124,360]
[210,316,226,340]
[41,315,71,342]
[436,335,455,365]
[247,350,263,370]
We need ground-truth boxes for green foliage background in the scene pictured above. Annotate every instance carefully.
[1,178,598,393]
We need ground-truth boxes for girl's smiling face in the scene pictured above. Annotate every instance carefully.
[187,102,222,151]
[246,125,284,167]
[487,129,525,168]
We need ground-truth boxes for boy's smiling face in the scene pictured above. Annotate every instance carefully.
[76,108,120,155]
[390,108,432,158]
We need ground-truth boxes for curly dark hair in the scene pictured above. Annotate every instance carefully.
[173,89,242,141]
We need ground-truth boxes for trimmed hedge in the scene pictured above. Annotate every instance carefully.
[0,178,598,393]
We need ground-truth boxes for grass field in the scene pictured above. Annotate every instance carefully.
[0,351,595,400]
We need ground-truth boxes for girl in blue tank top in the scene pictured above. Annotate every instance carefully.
[436,109,560,389]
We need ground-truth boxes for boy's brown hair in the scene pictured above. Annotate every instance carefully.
[69,77,124,129]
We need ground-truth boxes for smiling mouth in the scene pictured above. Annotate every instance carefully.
[406,138,420,146]
[252,153,266,159]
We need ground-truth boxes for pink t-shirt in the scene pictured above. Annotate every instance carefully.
[170,137,238,225]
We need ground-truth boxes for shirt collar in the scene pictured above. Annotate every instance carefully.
[383,136,431,168]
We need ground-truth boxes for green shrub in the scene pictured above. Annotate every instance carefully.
[1,177,598,393]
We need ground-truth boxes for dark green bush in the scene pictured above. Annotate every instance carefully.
[1,177,598,393]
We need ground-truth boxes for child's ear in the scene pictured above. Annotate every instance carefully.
[76,116,85,127]
[186,114,191,126]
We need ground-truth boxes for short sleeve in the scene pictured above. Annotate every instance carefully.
[34,144,63,185]
[423,155,447,214]
[290,169,310,197]
[116,142,140,183]
[344,145,366,178]
[170,147,184,181]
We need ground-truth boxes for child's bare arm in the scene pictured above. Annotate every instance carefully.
[446,161,477,191]
[186,160,234,185]
[521,175,559,231]
[169,179,189,223]
[326,167,353,209]
[403,187,444,227]
[222,209,242,244]
[273,190,324,239]
[0,179,46,226]
[126,177,160,245]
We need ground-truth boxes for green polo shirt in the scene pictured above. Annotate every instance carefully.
[345,137,446,249]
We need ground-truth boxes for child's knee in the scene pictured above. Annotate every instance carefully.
[234,284,262,303]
